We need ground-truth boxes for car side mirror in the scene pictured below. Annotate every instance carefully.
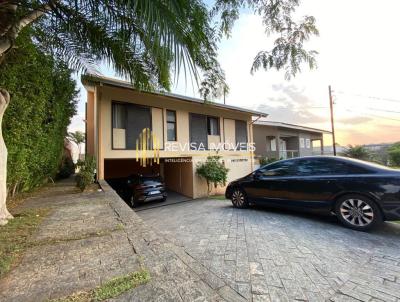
[253,170,264,179]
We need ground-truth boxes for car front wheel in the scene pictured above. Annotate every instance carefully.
[335,194,382,231]
[231,188,249,209]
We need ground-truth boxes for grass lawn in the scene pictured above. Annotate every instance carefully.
[0,208,49,278]
[52,270,150,302]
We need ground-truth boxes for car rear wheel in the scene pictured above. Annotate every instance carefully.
[335,194,382,231]
[231,188,249,209]
[130,195,138,208]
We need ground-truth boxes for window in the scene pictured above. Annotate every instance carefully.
[207,117,220,135]
[306,139,311,149]
[112,102,151,149]
[270,138,277,151]
[113,103,126,129]
[293,158,371,176]
[299,137,305,148]
[235,120,248,150]
[167,110,177,141]
[189,113,208,150]
[257,160,297,177]
[294,159,331,176]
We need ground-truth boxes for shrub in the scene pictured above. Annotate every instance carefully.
[259,157,278,166]
[196,156,229,195]
[388,142,400,167]
[341,145,371,160]
[75,156,96,191]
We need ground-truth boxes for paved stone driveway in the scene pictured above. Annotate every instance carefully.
[139,199,400,302]
[0,181,246,302]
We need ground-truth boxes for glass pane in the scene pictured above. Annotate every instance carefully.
[167,110,176,122]
[113,104,126,129]
[167,122,176,141]
[208,117,219,135]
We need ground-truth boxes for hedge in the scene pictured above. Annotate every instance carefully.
[0,30,77,196]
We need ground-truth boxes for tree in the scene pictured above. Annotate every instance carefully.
[196,156,229,195]
[341,145,371,161]
[68,131,85,157]
[388,142,400,167]
[0,0,317,225]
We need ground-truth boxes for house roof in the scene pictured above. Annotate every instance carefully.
[254,120,332,134]
[82,74,268,117]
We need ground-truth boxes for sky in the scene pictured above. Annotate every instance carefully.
[69,0,400,147]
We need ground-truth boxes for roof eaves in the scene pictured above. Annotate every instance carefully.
[81,74,268,117]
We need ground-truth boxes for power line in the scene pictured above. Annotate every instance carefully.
[342,108,400,122]
[335,90,400,104]
[366,107,400,114]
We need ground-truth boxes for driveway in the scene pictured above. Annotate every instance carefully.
[138,199,400,302]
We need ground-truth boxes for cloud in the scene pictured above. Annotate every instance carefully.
[337,116,372,124]
[255,84,327,124]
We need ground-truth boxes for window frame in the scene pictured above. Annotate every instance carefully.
[111,101,153,150]
[166,110,177,141]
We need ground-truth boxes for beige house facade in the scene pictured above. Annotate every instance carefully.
[253,121,331,160]
[83,75,266,199]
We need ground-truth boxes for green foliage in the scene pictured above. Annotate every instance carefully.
[30,0,227,97]
[68,131,85,155]
[75,156,96,192]
[212,0,319,80]
[51,270,150,302]
[196,156,229,194]
[3,1,317,101]
[93,270,150,301]
[259,157,278,166]
[388,142,400,167]
[0,30,77,195]
[341,145,371,161]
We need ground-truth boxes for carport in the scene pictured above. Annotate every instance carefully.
[104,158,193,208]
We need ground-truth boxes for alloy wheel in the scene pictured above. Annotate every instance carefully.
[232,189,245,207]
[339,198,374,227]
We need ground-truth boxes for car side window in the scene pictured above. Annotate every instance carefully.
[294,158,371,176]
[329,160,371,174]
[257,160,298,177]
[294,159,332,176]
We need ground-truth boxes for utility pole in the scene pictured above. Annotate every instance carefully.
[223,89,226,104]
[329,85,337,156]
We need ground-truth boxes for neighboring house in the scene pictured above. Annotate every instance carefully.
[82,75,266,198]
[253,120,331,160]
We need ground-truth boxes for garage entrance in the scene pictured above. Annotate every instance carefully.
[104,157,193,208]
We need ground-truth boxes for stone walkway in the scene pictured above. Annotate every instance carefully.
[0,179,245,302]
[139,199,400,302]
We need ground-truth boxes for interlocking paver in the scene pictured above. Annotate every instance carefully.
[139,198,400,302]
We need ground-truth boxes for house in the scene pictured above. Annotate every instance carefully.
[82,75,266,198]
[253,120,331,160]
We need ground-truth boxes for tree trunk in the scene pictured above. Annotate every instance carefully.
[0,88,12,226]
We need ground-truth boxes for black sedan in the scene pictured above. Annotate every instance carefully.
[225,156,400,231]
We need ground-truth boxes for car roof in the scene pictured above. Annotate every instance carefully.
[267,156,399,172]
